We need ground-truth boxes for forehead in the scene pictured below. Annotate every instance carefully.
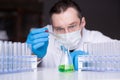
[51,7,80,27]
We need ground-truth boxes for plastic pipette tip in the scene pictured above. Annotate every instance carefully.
[45,30,49,32]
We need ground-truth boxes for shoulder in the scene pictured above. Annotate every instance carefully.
[82,28,114,43]
[83,28,104,36]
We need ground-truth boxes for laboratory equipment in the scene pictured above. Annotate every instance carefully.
[45,30,65,40]
[0,41,37,74]
[83,41,120,56]
[58,46,74,72]
[78,41,120,71]
[78,55,120,71]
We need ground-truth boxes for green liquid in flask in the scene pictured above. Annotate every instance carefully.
[58,64,74,72]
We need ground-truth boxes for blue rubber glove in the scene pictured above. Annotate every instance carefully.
[26,27,49,58]
[70,50,88,71]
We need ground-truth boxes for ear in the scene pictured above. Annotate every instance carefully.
[80,17,86,28]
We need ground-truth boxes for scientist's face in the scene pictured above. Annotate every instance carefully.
[51,7,86,34]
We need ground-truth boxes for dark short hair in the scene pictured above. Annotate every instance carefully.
[49,0,83,20]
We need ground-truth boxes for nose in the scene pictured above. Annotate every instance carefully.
[64,28,69,34]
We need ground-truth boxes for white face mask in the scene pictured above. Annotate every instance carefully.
[55,30,82,50]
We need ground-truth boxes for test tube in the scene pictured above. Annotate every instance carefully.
[26,43,32,55]
[17,42,22,56]
[25,43,28,55]
[24,43,29,71]
[22,43,25,56]
[3,41,8,72]
[21,43,25,71]
[0,41,3,56]
[17,42,22,71]
[8,41,13,72]
[13,42,17,71]
[13,42,17,56]
[78,55,84,71]
[0,41,3,73]
[31,55,37,71]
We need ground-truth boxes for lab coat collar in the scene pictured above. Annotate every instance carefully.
[75,27,90,51]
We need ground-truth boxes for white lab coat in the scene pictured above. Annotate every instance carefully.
[38,25,116,68]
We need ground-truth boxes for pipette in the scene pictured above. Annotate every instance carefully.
[45,30,64,40]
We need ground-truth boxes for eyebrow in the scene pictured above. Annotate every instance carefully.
[53,25,64,29]
[53,27,64,29]
[69,22,77,25]
[53,22,77,28]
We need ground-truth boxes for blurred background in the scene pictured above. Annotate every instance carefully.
[0,0,120,42]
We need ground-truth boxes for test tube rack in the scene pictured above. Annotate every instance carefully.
[78,41,120,72]
[78,55,120,71]
[0,41,37,74]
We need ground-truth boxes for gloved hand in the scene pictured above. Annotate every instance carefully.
[70,50,88,71]
[26,27,49,58]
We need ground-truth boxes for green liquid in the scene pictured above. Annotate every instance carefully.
[58,65,74,72]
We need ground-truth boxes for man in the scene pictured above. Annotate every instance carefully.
[26,0,114,70]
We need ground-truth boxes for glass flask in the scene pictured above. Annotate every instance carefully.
[58,46,74,72]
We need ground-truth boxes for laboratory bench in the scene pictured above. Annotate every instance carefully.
[0,68,120,80]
